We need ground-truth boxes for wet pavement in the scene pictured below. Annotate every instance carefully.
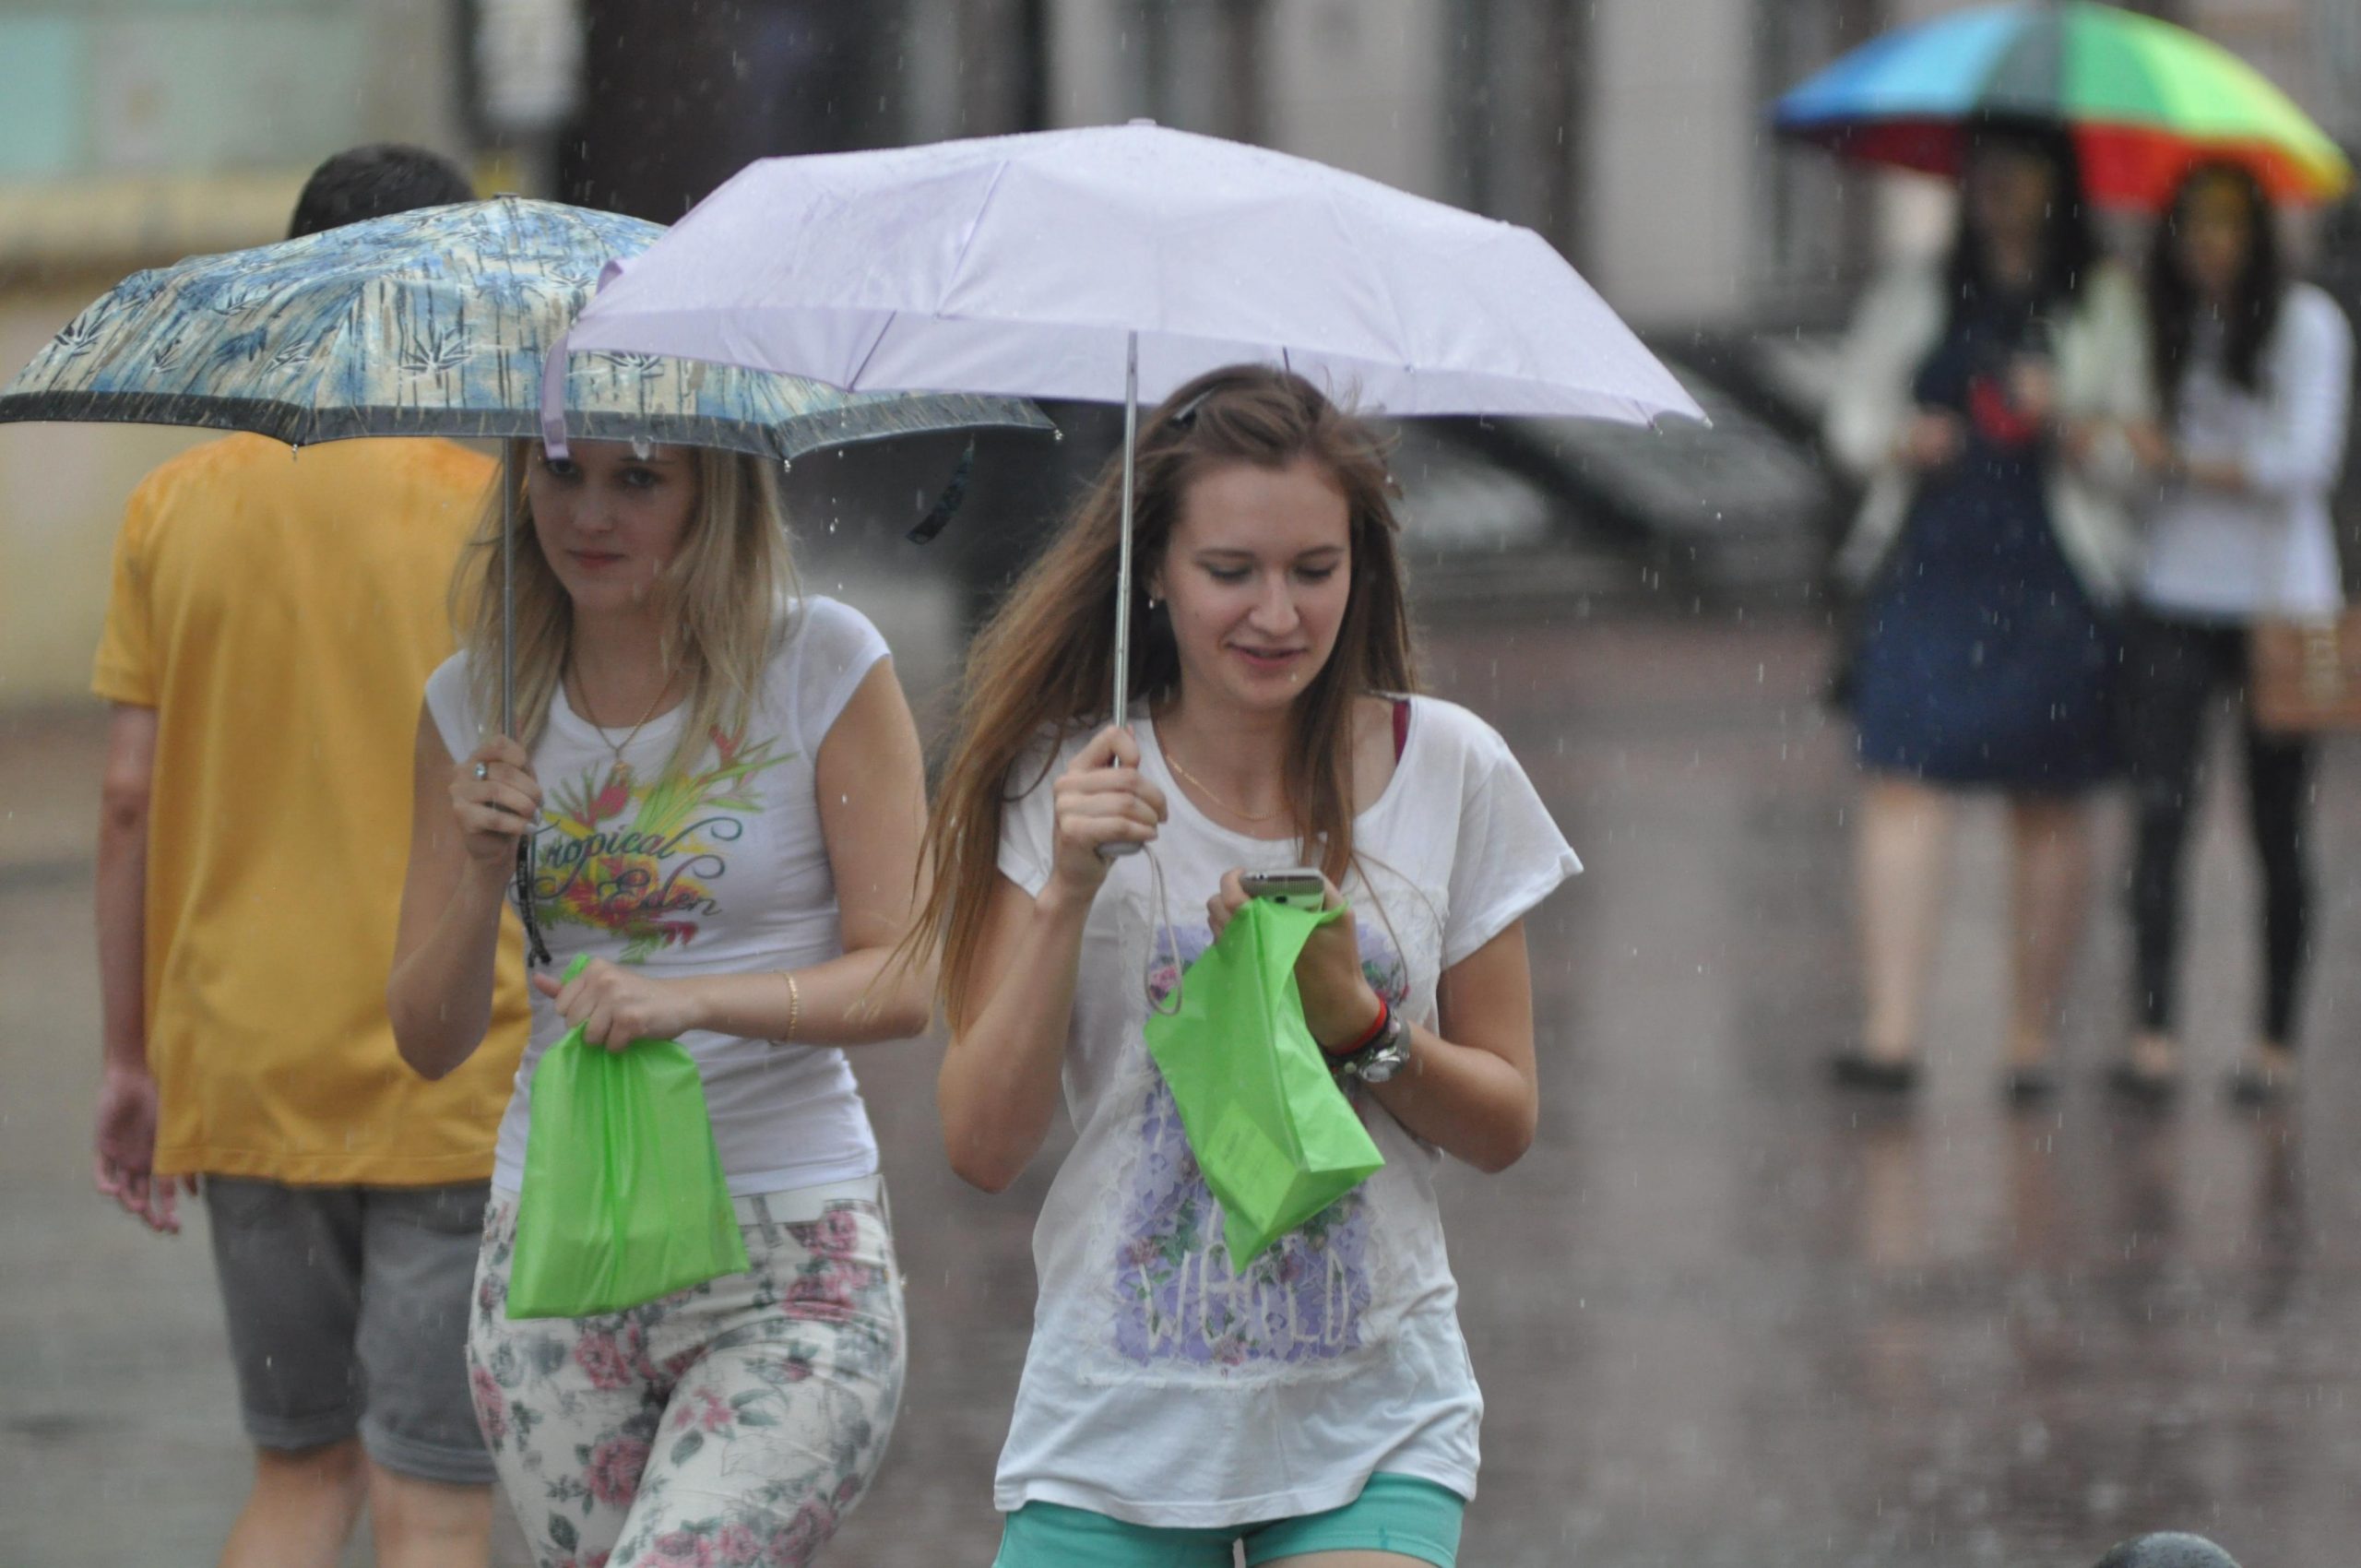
[4,586,2358,1566]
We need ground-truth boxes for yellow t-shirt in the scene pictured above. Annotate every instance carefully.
[92,434,529,1185]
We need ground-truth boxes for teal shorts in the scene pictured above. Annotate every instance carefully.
[993,1473,1465,1568]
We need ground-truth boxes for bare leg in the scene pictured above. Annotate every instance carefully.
[2252,1039,2298,1081]
[2229,1039,2299,1102]
[2006,794,2094,1073]
[368,1462,492,1568]
[1857,776,1954,1062]
[2126,1028,2181,1083]
[217,1439,367,1568]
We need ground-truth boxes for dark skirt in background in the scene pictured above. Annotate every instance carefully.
[1849,294,2119,793]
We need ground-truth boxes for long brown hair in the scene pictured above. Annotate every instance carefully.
[914,364,1419,1027]
[2147,160,2284,421]
[453,440,801,778]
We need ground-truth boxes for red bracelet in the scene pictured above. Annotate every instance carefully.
[1323,994,1389,1058]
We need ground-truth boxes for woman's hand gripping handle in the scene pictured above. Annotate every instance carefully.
[1049,725,1168,894]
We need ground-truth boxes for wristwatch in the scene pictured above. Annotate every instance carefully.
[1332,1004,1410,1084]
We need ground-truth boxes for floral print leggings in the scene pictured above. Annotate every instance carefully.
[468,1178,905,1568]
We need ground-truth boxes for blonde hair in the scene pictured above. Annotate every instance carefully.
[455,440,801,777]
[908,365,1420,1028]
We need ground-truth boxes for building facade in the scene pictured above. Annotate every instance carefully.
[1024,0,2357,326]
[0,0,472,705]
[1,0,2355,706]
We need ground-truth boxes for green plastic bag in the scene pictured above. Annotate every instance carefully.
[1143,898,1385,1269]
[506,956,749,1319]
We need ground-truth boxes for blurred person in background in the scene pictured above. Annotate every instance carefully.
[2112,160,2352,1105]
[1823,116,2153,1103]
[89,145,530,1568]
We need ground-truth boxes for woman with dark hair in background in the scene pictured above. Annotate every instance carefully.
[2113,160,2352,1104]
[1823,116,2153,1102]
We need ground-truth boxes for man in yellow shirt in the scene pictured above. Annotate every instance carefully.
[89,145,529,1568]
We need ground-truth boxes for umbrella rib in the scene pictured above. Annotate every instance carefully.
[845,310,899,392]
[841,160,1010,392]
[1315,184,1418,398]
[942,159,1014,311]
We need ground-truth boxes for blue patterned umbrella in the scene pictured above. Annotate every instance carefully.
[0,196,1050,459]
[3,197,1048,969]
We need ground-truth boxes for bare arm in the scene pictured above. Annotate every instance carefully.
[387,706,535,1078]
[92,703,187,1232]
[95,705,156,1080]
[937,873,1096,1192]
[1210,870,1541,1175]
[937,725,1166,1193]
[1367,922,1539,1174]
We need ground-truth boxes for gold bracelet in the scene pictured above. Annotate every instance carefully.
[777,969,801,1043]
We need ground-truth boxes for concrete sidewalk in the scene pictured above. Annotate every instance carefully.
[6,595,2358,1566]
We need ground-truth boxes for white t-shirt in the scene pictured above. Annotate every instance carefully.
[2140,283,2352,621]
[423,597,890,1197]
[991,695,1580,1527]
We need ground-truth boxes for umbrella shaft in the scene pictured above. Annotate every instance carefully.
[1097,332,1146,863]
[502,445,516,739]
[1112,329,1138,731]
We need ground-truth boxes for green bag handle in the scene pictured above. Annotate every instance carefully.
[547,953,628,1044]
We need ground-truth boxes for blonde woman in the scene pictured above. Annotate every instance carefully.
[387,438,927,1568]
[912,367,1579,1568]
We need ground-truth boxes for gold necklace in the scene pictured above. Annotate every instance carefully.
[572,663,674,787]
[1162,746,1285,824]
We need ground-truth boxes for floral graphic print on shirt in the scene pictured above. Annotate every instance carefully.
[529,730,795,959]
[1112,918,1410,1371]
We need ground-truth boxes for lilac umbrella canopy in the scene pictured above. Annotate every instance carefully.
[551,123,1703,725]
[553,124,1701,425]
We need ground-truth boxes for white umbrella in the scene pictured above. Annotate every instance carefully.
[549,121,1704,721]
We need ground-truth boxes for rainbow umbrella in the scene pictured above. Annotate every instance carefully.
[1773,0,2353,210]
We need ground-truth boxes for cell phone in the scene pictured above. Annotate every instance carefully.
[1240,868,1327,910]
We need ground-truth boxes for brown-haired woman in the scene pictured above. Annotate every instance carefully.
[910,366,1579,1567]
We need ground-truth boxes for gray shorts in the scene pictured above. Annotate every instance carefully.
[205,1177,493,1486]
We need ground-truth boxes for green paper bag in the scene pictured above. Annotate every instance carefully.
[1143,897,1385,1269]
[506,956,749,1319]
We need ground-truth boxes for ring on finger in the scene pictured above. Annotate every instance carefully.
[473,762,491,781]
